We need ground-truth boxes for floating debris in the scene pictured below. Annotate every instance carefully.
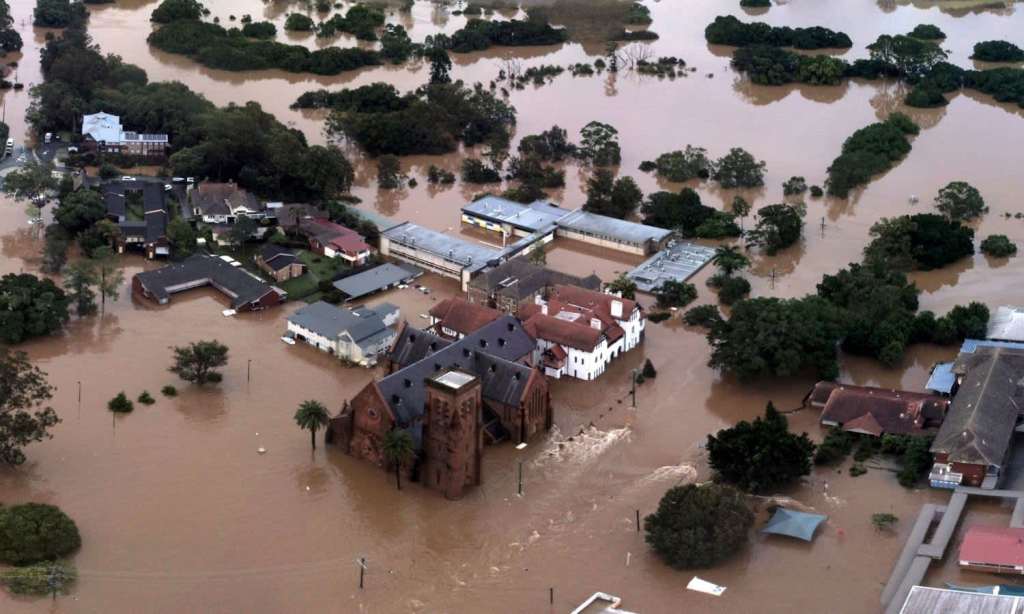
[687,576,726,596]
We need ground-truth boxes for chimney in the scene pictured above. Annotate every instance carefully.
[610,299,623,319]
[541,304,548,316]
[591,318,602,330]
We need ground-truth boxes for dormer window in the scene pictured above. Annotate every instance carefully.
[391,395,402,405]
[479,339,487,348]
[498,338,506,347]
[404,379,412,388]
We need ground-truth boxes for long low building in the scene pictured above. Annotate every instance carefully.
[332,263,421,302]
[461,196,569,237]
[133,255,286,311]
[380,222,499,290]
[554,210,671,256]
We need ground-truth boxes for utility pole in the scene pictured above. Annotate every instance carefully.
[770,268,776,290]
[517,461,523,496]
[356,557,367,590]
[247,359,252,383]
[636,509,640,533]
[820,216,825,237]
[77,380,82,419]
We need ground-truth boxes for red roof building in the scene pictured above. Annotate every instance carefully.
[521,285,644,381]
[299,218,372,265]
[810,382,949,437]
[959,526,1024,575]
[428,297,502,340]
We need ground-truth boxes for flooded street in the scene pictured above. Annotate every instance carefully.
[2,0,1024,611]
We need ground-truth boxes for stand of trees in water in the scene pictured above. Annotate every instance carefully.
[145,0,568,76]
[29,26,352,201]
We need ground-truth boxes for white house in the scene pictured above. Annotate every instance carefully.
[522,285,644,380]
[286,301,400,366]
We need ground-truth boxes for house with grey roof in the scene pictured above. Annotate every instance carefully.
[929,342,1024,489]
[188,182,267,224]
[101,181,171,259]
[332,262,421,301]
[133,254,286,311]
[286,301,400,366]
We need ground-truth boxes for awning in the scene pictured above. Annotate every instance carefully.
[925,362,956,395]
[762,508,827,542]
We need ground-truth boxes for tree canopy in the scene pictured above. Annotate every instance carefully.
[33,0,88,28]
[745,202,804,254]
[169,340,229,385]
[641,189,740,238]
[578,121,621,167]
[712,147,765,188]
[707,403,815,493]
[0,274,70,344]
[0,349,61,466]
[826,113,918,198]
[644,483,753,569]
[934,181,987,221]
[0,503,81,565]
[867,34,947,80]
[864,213,974,271]
[150,0,203,23]
[972,40,1024,62]
[708,296,846,380]
[705,15,851,49]
[583,170,642,219]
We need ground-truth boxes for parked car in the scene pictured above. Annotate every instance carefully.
[172,177,186,183]
[164,184,172,191]
[121,176,137,182]
[67,146,79,153]
[186,177,195,183]
[44,133,52,144]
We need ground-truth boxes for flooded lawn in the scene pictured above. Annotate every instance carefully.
[2,0,1024,611]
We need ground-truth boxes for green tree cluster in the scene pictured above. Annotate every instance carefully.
[867,34,947,80]
[0,0,22,53]
[150,0,202,23]
[437,18,568,53]
[583,169,643,219]
[0,274,70,344]
[644,483,753,569]
[322,82,515,156]
[33,0,88,28]
[745,202,804,254]
[712,147,765,188]
[864,213,974,271]
[0,503,81,565]
[646,146,712,182]
[971,40,1024,62]
[934,181,987,222]
[654,280,697,309]
[0,349,61,465]
[607,274,637,300]
[108,392,134,413]
[578,121,621,167]
[826,113,919,198]
[284,13,315,32]
[641,188,740,238]
[705,15,852,49]
[317,5,385,40]
[908,24,944,40]
[169,340,229,385]
[241,21,276,39]
[683,304,721,327]
[707,403,815,492]
[981,234,1017,257]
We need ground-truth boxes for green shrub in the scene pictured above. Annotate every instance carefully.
[908,24,944,40]
[809,185,823,197]
[642,358,657,379]
[981,234,1017,257]
[648,311,672,323]
[284,13,314,31]
[782,176,807,196]
[850,463,867,477]
[854,437,879,462]
[108,392,134,413]
[0,503,82,565]
[241,21,276,39]
[654,280,698,309]
[161,385,178,397]
[871,512,899,531]
[137,391,155,405]
[1,561,76,595]
[683,304,721,327]
[644,483,753,569]
[718,276,751,305]
[814,427,853,465]
[972,40,1024,62]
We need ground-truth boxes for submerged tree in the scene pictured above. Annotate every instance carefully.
[644,483,753,569]
[607,273,637,300]
[0,348,61,466]
[62,259,98,317]
[382,428,415,491]
[294,400,330,451]
[90,246,124,314]
[934,181,987,222]
[706,402,816,493]
[169,340,230,385]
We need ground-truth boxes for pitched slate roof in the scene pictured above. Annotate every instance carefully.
[429,297,502,337]
[135,255,280,309]
[288,301,393,349]
[931,345,1024,467]
[468,256,602,302]
[258,244,298,271]
[376,315,536,444]
[189,182,262,216]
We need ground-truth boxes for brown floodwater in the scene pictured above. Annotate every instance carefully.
[3,0,1024,611]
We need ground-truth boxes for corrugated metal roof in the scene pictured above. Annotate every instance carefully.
[556,209,672,246]
[960,526,1024,568]
[989,306,1024,343]
[462,196,570,232]
[900,586,1024,614]
[332,263,420,301]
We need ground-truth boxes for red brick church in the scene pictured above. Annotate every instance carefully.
[327,315,550,499]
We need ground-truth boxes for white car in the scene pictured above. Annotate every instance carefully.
[164,184,172,191]
[121,176,137,182]
[67,146,79,153]
[186,176,195,183]
[281,336,296,345]
[172,177,186,183]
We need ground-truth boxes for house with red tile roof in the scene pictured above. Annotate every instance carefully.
[808,382,949,437]
[299,217,372,265]
[428,297,502,340]
[959,526,1024,575]
[521,285,644,380]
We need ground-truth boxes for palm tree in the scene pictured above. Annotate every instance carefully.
[382,429,415,491]
[294,400,330,451]
[711,245,750,277]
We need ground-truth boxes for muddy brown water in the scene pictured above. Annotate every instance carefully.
[2,0,1024,611]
